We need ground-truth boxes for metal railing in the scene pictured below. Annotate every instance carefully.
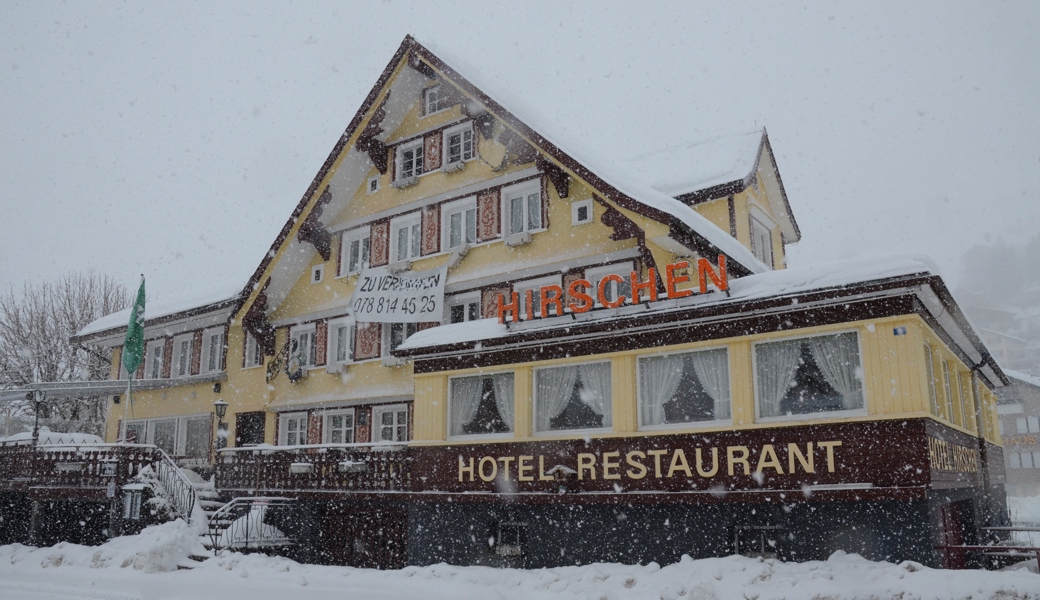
[215,444,410,494]
[207,496,297,555]
[153,449,197,523]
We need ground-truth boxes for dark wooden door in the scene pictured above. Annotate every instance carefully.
[939,502,966,569]
[323,507,408,569]
[235,411,266,446]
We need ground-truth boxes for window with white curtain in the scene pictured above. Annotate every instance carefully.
[754,332,864,419]
[323,410,355,444]
[534,362,612,432]
[145,340,165,379]
[449,373,514,437]
[639,348,730,428]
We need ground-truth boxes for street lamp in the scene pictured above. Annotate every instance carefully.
[213,399,228,452]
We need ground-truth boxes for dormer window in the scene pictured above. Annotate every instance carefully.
[444,123,474,166]
[424,85,446,116]
[201,327,225,374]
[341,226,371,275]
[750,216,773,267]
[396,140,424,181]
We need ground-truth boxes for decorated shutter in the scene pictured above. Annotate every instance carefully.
[477,189,500,242]
[314,320,328,366]
[356,407,371,443]
[563,272,583,306]
[161,337,173,379]
[335,232,344,276]
[370,221,390,267]
[424,132,442,172]
[135,359,145,380]
[190,331,203,375]
[220,326,228,371]
[481,287,510,319]
[307,412,323,445]
[417,321,439,332]
[421,205,440,255]
[353,323,382,360]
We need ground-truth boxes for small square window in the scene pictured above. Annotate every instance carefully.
[572,199,593,225]
[367,176,380,194]
[311,264,325,284]
[424,86,446,116]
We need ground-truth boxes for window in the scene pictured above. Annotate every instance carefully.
[755,332,864,419]
[493,521,527,557]
[585,262,634,307]
[1019,416,1040,433]
[443,123,474,166]
[502,181,542,236]
[279,412,308,446]
[201,328,224,374]
[572,198,593,225]
[145,340,165,379]
[373,404,408,442]
[123,490,142,520]
[441,197,477,251]
[944,362,961,426]
[124,421,146,444]
[152,419,177,454]
[446,292,481,324]
[311,264,324,284]
[924,345,939,416]
[182,416,212,459]
[328,317,355,364]
[124,416,211,456]
[396,141,424,180]
[341,227,371,275]
[735,525,784,559]
[323,410,355,444]
[449,373,514,437]
[534,361,612,433]
[290,325,317,369]
[367,175,380,194]
[244,332,263,368]
[639,348,730,428]
[391,213,422,262]
[386,322,418,355]
[514,275,561,320]
[1009,452,1022,469]
[424,85,446,116]
[172,335,193,377]
[750,216,773,267]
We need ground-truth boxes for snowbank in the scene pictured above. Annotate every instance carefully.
[0,426,104,446]
[0,527,1036,599]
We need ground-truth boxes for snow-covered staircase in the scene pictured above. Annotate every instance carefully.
[203,496,297,556]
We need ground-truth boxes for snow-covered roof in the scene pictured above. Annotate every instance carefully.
[399,254,939,351]
[1004,369,1040,389]
[75,279,245,340]
[0,427,104,446]
[625,129,764,198]
[419,38,771,274]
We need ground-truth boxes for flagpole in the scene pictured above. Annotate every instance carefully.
[120,274,146,444]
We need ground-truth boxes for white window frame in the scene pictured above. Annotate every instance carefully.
[383,322,418,357]
[636,345,732,431]
[201,327,225,374]
[532,360,613,436]
[366,175,380,194]
[372,404,409,443]
[390,212,423,263]
[752,329,867,423]
[514,274,562,320]
[289,323,318,369]
[322,409,356,444]
[447,371,515,441]
[340,226,371,276]
[1029,416,1040,433]
[123,413,211,457]
[423,85,447,116]
[445,291,481,324]
[572,198,593,226]
[145,339,165,379]
[750,214,774,268]
[171,334,193,378]
[179,414,214,460]
[441,196,477,251]
[442,122,475,166]
[1009,452,1022,469]
[310,264,325,285]
[243,331,264,369]
[501,180,544,237]
[396,140,424,181]
[327,316,355,366]
[585,262,634,308]
[278,412,308,446]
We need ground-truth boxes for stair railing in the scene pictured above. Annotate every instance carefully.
[207,496,296,555]
[153,449,197,523]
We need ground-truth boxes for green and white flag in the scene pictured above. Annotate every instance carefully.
[122,276,146,378]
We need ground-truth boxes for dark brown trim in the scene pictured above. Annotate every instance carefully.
[727,195,737,239]
[70,296,242,345]
[675,179,748,205]
[761,130,801,241]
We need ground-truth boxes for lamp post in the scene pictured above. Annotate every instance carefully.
[29,391,41,448]
[213,399,228,452]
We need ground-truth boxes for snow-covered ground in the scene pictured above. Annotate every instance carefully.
[0,520,1037,600]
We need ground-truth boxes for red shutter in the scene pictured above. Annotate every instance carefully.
[563,272,582,306]
[315,320,328,366]
[417,321,439,332]
[424,132,442,172]
[477,189,500,241]
[307,412,323,445]
[370,221,390,267]
[354,323,382,360]
[481,287,510,319]
[356,407,371,443]
[335,232,344,276]
[220,326,228,371]
[190,331,203,375]
[161,337,173,379]
[421,205,440,255]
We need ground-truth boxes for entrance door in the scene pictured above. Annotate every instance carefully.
[939,502,966,569]
[235,411,266,446]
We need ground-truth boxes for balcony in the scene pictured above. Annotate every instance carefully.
[0,441,159,499]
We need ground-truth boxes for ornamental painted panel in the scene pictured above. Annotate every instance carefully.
[424,132,442,172]
[314,320,328,367]
[563,273,583,306]
[354,323,381,360]
[477,189,500,242]
[421,206,440,256]
[481,287,510,319]
[370,221,390,267]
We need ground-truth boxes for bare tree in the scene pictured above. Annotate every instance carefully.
[0,274,130,436]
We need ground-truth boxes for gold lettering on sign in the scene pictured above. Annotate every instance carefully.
[695,447,718,477]
[498,456,515,481]
[668,449,693,478]
[577,453,596,480]
[928,437,979,473]
[728,446,751,476]
[648,449,668,478]
[756,444,784,474]
[518,455,534,482]
[602,451,622,480]
[538,455,554,481]
[818,441,843,473]
[788,442,814,474]
[459,456,475,482]
[626,451,648,479]
[478,456,498,482]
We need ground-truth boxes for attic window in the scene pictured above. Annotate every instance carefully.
[397,141,424,181]
[367,176,380,194]
[424,86,446,116]
[311,264,325,284]
[572,199,593,225]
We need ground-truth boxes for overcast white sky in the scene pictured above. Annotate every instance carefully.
[2,1,1038,307]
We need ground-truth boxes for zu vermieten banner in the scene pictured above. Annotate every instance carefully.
[351,266,446,323]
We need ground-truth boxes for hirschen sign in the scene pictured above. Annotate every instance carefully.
[351,266,447,323]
